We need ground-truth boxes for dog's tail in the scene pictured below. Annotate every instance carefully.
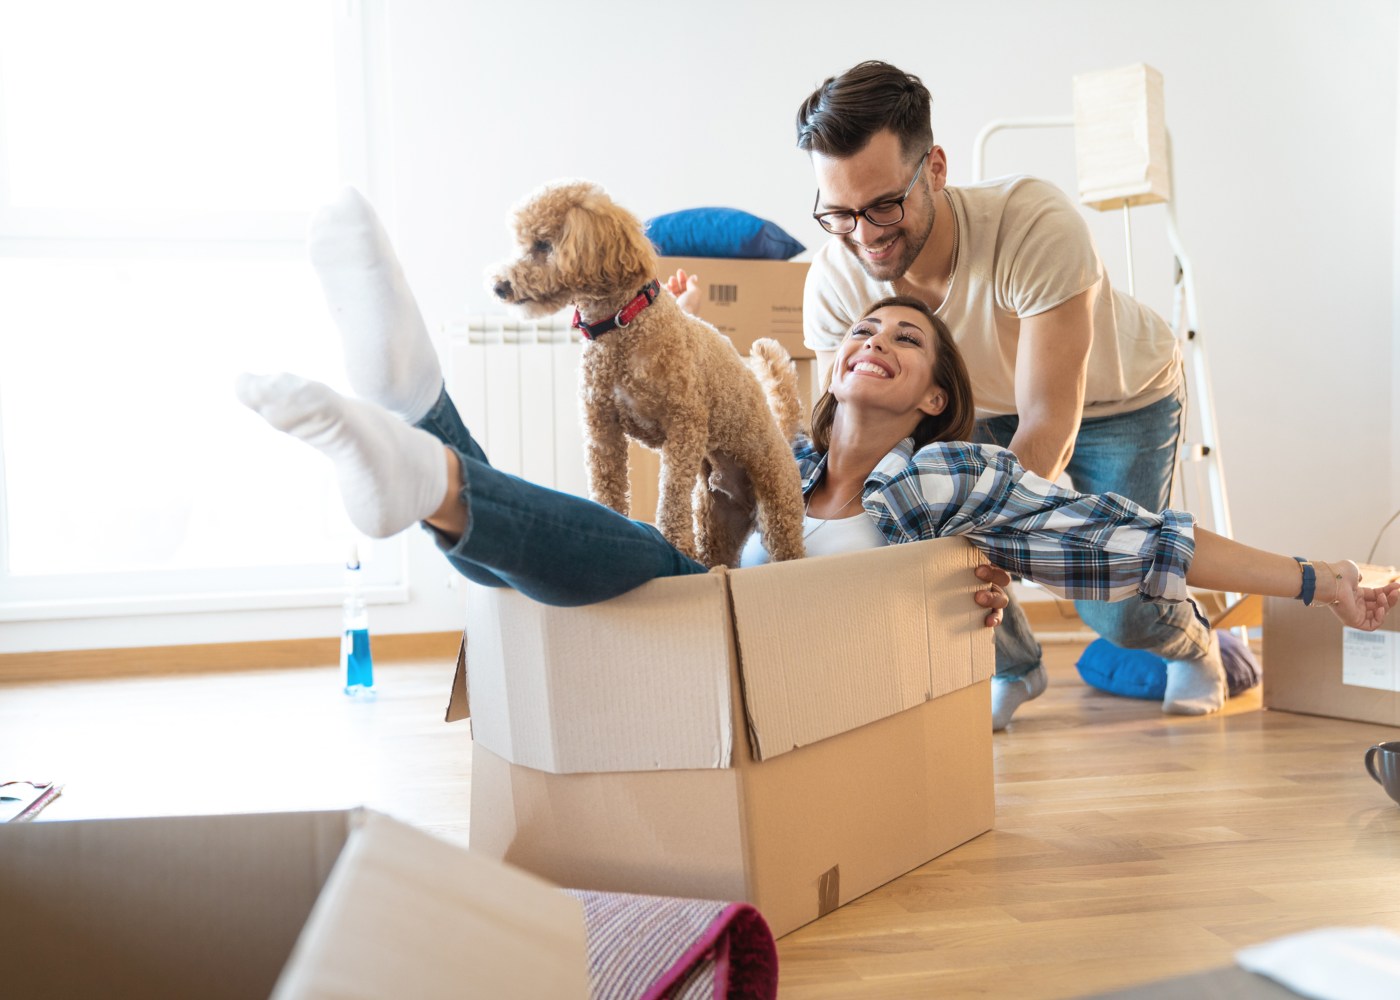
[748,338,805,443]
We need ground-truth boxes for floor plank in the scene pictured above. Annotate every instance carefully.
[4,642,1400,997]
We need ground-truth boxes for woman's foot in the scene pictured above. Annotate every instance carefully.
[307,187,443,423]
[1163,630,1227,715]
[235,372,448,538]
[991,663,1048,731]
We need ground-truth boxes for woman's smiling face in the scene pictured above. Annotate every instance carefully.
[831,304,948,422]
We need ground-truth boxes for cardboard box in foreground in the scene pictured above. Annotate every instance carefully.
[659,254,811,359]
[449,537,996,937]
[1264,565,1400,725]
[0,808,588,1000]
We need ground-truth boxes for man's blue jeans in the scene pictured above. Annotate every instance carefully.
[414,386,707,606]
[973,385,1211,677]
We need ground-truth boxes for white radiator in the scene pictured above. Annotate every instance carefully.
[444,313,590,497]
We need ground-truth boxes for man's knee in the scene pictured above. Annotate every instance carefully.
[1076,600,1166,651]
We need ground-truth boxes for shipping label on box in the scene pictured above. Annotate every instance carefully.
[1342,628,1400,692]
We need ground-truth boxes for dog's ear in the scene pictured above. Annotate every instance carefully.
[557,191,658,295]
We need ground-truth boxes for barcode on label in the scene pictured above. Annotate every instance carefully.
[708,284,738,304]
[1350,631,1386,644]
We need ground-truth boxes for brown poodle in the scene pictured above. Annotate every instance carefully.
[487,180,805,567]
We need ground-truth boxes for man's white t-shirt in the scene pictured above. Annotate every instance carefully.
[803,175,1180,419]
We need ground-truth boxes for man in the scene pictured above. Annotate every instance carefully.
[797,60,1220,730]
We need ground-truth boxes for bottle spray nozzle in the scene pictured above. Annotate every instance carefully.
[346,542,361,572]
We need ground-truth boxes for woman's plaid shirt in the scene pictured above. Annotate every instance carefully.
[793,436,1196,604]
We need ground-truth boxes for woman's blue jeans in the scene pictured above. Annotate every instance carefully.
[973,385,1212,676]
[413,386,706,606]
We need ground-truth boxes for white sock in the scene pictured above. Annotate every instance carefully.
[236,372,448,539]
[1163,631,1227,715]
[307,187,443,423]
[991,663,1048,732]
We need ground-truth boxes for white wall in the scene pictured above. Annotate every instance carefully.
[383,0,1400,563]
[1393,5,1400,562]
[9,0,1397,653]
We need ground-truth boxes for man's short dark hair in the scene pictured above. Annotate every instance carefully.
[796,60,934,161]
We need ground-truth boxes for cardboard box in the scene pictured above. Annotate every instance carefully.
[624,357,818,522]
[659,254,811,359]
[0,808,588,1000]
[1264,566,1400,725]
[448,537,996,937]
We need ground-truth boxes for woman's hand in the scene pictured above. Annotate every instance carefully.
[665,268,701,317]
[1319,560,1400,630]
[975,564,1011,628]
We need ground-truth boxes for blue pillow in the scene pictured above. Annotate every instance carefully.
[645,207,805,260]
[1075,630,1261,700]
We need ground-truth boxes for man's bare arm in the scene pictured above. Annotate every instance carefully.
[1007,286,1095,480]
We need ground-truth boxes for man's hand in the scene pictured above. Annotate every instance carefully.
[664,268,701,317]
[975,564,1011,628]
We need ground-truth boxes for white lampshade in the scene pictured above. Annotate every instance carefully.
[1073,63,1171,211]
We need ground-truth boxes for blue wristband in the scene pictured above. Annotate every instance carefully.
[1294,556,1316,605]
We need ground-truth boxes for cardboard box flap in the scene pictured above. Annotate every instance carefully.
[0,810,356,1000]
[729,537,992,760]
[446,633,469,723]
[465,572,736,773]
[274,811,588,999]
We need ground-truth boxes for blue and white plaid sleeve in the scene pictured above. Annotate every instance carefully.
[874,441,1196,604]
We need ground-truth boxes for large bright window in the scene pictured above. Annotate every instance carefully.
[0,1,402,620]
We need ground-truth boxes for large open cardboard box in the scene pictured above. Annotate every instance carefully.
[1263,565,1400,725]
[0,808,587,1000]
[448,537,996,937]
[658,254,810,359]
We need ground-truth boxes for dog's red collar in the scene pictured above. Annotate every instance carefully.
[572,280,662,340]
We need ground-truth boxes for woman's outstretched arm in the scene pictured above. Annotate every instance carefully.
[1187,528,1399,630]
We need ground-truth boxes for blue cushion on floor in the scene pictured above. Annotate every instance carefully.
[1075,629,1261,700]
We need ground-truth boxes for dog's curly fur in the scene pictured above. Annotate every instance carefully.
[487,180,805,567]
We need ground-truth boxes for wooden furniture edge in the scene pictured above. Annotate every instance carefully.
[0,631,464,684]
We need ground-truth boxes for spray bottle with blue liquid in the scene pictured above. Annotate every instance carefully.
[341,543,375,699]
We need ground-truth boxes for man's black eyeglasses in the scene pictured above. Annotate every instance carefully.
[812,148,932,236]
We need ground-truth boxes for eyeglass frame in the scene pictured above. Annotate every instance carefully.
[811,146,934,235]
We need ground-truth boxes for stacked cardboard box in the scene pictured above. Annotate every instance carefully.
[450,536,996,937]
[658,254,810,360]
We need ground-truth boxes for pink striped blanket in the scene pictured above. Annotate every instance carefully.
[565,890,778,1000]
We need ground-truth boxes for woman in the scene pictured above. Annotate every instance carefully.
[238,191,1397,721]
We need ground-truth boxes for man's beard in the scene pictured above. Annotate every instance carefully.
[842,203,934,282]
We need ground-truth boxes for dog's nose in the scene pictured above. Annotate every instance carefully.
[492,280,512,300]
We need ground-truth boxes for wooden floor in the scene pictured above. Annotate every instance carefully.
[4,643,1400,998]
